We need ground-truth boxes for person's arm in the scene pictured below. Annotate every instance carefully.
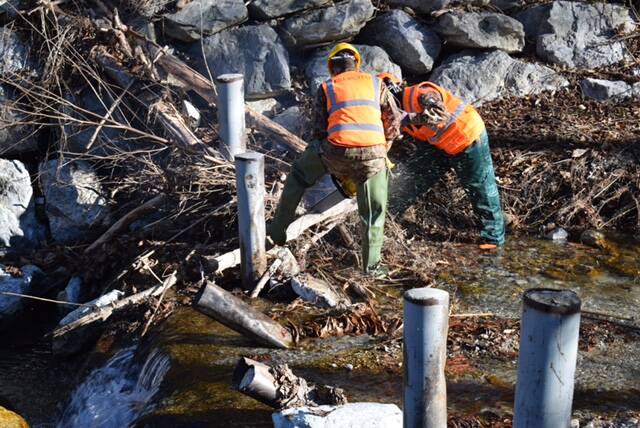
[310,85,329,141]
[379,84,402,145]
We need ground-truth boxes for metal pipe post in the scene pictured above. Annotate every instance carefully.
[235,152,267,288]
[403,287,449,428]
[216,73,246,160]
[513,288,582,428]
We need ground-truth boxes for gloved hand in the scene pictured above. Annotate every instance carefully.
[418,94,450,126]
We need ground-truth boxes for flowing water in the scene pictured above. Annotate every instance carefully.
[2,235,639,426]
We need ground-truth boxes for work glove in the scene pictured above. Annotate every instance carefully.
[418,94,450,126]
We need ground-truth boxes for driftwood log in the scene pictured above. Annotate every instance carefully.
[52,271,178,355]
[195,281,293,348]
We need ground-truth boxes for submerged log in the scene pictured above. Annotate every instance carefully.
[195,281,293,348]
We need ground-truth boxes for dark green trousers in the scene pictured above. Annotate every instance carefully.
[269,142,389,271]
[390,131,505,245]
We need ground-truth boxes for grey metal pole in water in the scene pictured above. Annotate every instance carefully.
[216,73,246,160]
[403,287,449,428]
[235,152,267,288]
[513,288,582,428]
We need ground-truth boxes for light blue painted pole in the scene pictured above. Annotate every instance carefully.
[403,288,449,428]
[514,288,582,428]
[235,152,267,288]
[216,73,246,160]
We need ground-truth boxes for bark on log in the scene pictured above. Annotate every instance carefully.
[195,281,293,348]
[52,272,178,355]
[202,199,356,275]
[85,194,165,253]
[126,29,307,154]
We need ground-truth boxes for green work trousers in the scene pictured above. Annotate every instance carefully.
[391,131,505,245]
[269,142,389,271]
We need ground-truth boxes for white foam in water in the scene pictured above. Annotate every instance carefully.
[55,346,170,428]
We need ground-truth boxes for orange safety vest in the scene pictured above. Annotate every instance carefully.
[321,71,387,148]
[402,82,485,156]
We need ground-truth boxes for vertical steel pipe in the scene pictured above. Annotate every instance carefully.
[216,73,246,160]
[514,288,582,428]
[235,152,267,288]
[403,287,449,428]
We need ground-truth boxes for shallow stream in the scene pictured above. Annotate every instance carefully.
[2,235,639,427]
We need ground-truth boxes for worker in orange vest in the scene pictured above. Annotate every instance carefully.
[380,74,505,248]
[269,43,402,274]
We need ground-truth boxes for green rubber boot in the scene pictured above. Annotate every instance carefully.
[357,167,389,272]
[268,143,327,245]
[453,131,505,246]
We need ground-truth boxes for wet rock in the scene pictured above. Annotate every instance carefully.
[163,0,248,42]
[193,24,291,99]
[249,0,331,20]
[522,1,635,68]
[40,159,111,244]
[580,229,607,250]
[272,403,403,428]
[359,10,441,74]
[280,0,374,48]
[0,264,43,323]
[546,227,568,242]
[57,276,84,315]
[579,78,634,102]
[305,44,402,94]
[0,405,29,428]
[0,26,37,77]
[430,50,568,105]
[0,159,45,253]
[273,106,307,137]
[246,98,280,117]
[435,11,525,53]
[291,274,350,309]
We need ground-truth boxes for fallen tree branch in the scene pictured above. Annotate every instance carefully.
[85,194,166,253]
[250,252,285,298]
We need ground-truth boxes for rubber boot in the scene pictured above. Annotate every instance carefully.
[357,167,389,272]
[453,131,505,246]
[268,143,327,245]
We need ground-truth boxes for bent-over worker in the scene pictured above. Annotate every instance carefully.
[268,43,402,274]
[381,74,505,248]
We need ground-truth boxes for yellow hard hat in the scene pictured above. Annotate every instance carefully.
[327,43,361,71]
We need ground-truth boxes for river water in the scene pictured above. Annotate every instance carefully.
[1,235,638,426]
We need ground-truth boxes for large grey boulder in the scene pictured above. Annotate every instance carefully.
[249,0,331,19]
[273,106,307,137]
[193,24,291,99]
[163,0,248,42]
[435,11,525,53]
[305,44,402,94]
[0,264,42,322]
[280,0,375,47]
[579,78,635,102]
[40,159,110,244]
[519,1,635,68]
[63,86,129,155]
[387,0,450,14]
[359,10,441,75]
[0,159,45,253]
[272,403,403,428]
[0,26,37,77]
[430,50,568,105]
[0,85,39,155]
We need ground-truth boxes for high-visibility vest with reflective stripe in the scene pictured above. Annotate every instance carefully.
[321,71,387,148]
[402,82,485,156]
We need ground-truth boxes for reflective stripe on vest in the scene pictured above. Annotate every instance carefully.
[322,71,386,148]
[401,82,485,156]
